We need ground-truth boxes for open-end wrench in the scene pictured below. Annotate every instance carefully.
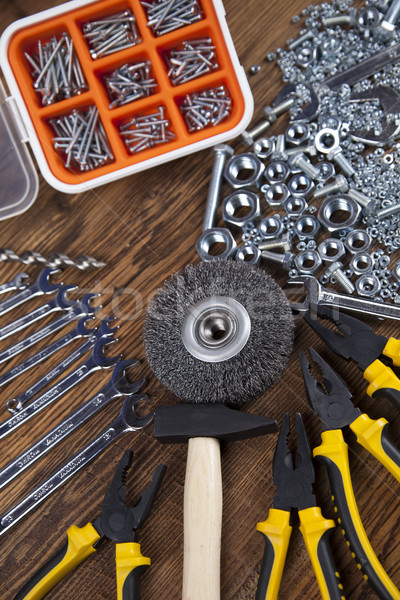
[6,318,118,414]
[0,338,121,439]
[0,360,145,491]
[0,394,152,538]
[0,317,96,389]
[0,268,61,317]
[0,284,77,343]
[348,85,400,145]
[288,275,400,320]
[0,294,99,365]
[0,273,29,296]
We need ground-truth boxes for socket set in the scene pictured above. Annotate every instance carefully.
[0,0,253,195]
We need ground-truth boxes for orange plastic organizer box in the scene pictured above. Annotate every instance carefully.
[1,0,253,193]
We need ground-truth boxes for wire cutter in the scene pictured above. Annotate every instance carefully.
[300,349,400,600]
[255,412,344,600]
[305,306,400,412]
[14,450,167,600]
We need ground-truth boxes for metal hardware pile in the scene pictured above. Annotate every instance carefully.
[105,60,157,108]
[165,37,219,85]
[141,0,203,36]
[82,10,141,59]
[180,84,232,131]
[25,33,87,105]
[201,0,400,307]
[120,107,175,153]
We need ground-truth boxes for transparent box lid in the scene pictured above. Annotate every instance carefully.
[0,79,38,219]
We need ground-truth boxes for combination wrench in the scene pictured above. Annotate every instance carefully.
[0,268,61,317]
[0,337,121,439]
[0,360,145,490]
[0,273,29,295]
[0,293,99,365]
[0,284,77,343]
[0,317,95,389]
[288,275,400,320]
[6,318,118,413]
[0,394,152,538]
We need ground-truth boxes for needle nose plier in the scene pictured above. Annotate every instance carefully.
[14,450,167,600]
[300,349,400,600]
[255,412,344,600]
[305,306,400,411]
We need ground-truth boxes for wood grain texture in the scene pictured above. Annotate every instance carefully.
[0,0,398,599]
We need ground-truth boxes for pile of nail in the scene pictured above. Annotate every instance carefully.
[50,107,114,171]
[25,34,87,106]
[83,10,141,60]
[119,106,175,153]
[105,61,157,108]
[141,0,203,36]
[165,37,219,85]
[180,84,232,132]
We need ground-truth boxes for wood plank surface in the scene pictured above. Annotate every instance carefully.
[0,0,399,598]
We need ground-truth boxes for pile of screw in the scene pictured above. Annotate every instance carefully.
[50,106,113,171]
[180,85,232,132]
[141,0,203,36]
[202,0,400,303]
[25,34,87,105]
[119,106,175,153]
[83,11,140,60]
[165,38,219,85]
[105,61,157,108]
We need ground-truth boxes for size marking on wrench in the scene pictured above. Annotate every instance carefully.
[0,294,99,365]
[0,317,95,389]
[0,394,152,537]
[0,284,77,343]
[288,275,400,320]
[0,273,29,296]
[6,318,118,413]
[0,268,61,317]
[0,361,145,490]
[0,337,121,439]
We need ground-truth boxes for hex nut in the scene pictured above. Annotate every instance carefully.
[294,250,322,274]
[224,153,265,189]
[222,191,261,230]
[285,122,310,146]
[284,195,307,218]
[294,215,320,240]
[350,253,374,275]
[253,137,274,159]
[264,161,289,184]
[317,194,361,233]
[355,274,381,297]
[259,216,284,239]
[344,229,371,254]
[317,238,346,263]
[196,227,237,261]
[316,161,336,181]
[314,127,340,154]
[288,174,315,198]
[235,244,261,266]
[263,183,290,206]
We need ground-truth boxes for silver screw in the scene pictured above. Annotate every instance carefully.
[288,27,319,51]
[376,201,400,219]
[325,261,355,294]
[314,175,349,199]
[203,145,234,231]
[381,0,400,32]
[241,96,295,146]
[347,188,379,214]
[288,152,320,180]
[327,146,355,177]
[261,250,294,271]
[258,233,292,252]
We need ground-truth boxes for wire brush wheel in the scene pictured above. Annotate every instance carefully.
[143,259,294,406]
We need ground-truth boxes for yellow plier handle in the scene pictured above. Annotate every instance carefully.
[116,542,150,600]
[314,430,400,600]
[14,522,100,600]
[364,358,400,412]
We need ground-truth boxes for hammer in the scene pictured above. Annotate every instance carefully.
[154,403,278,600]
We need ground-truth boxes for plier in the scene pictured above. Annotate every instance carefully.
[300,349,400,600]
[255,412,344,600]
[14,450,167,600]
[305,307,400,412]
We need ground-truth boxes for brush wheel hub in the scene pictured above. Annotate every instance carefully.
[181,296,251,363]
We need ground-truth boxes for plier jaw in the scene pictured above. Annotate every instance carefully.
[305,306,387,371]
[300,348,361,430]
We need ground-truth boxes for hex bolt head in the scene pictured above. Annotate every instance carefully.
[326,146,355,177]
[258,233,292,252]
[288,152,320,180]
[203,144,234,231]
[261,250,294,271]
[325,261,355,294]
[314,175,349,199]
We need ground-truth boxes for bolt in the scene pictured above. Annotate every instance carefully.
[286,143,317,157]
[241,96,295,146]
[381,0,400,32]
[314,175,349,199]
[327,146,355,177]
[288,27,319,51]
[347,188,379,215]
[271,134,288,161]
[261,250,294,271]
[325,261,355,294]
[258,233,292,252]
[203,145,234,231]
[376,201,400,220]
[288,152,320,180]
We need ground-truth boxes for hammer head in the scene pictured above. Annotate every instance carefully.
[154,404,277,443]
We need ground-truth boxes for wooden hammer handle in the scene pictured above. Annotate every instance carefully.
[182,437,222,600]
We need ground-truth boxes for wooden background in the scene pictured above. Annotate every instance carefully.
[0,0,399,598]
